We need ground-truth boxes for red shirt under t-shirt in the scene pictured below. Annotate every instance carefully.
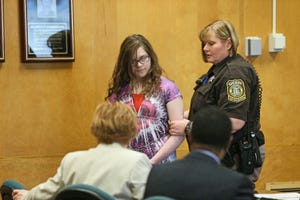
[132,93,145,112]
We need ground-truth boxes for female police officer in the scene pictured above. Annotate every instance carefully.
[169,19,265,182]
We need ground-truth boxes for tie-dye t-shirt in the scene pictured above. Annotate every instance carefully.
[109,76,182,163]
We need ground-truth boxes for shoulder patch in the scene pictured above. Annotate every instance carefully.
[226,79,246,102]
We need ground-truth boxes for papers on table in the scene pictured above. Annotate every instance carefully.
[255,192,300,200]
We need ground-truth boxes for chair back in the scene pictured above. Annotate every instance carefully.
[55,184,115,200]
[144,196,176,200]
[1,180,25,200]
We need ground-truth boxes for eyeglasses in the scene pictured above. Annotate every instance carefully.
[131,55,150,65]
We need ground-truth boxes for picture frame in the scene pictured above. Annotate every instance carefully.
[0,0,4,62]
[20,0,74,62]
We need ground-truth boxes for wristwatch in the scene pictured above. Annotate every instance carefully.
[184,121,192,136]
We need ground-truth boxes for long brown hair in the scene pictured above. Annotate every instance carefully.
[106,34,163,100]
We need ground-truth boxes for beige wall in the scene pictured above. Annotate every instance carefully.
[0,0,299,191]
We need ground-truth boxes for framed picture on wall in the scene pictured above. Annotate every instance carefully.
[0,0,4,62]
[20,0,74,62]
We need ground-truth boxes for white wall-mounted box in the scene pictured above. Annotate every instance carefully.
[269,33,286,52]
[245,37,262,56]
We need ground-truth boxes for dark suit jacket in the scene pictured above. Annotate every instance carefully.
[144,150,255,200]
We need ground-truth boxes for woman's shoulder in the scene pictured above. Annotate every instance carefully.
[227,54,253,69]
[225,55,257,76]
[109,84,131,101]
[160,76,178,87]
[61,148,93,164]
[159,76,182,100]
[160,76,181,92]
[222,55,258,86]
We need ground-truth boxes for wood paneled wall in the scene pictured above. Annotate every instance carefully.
[0,0,299,191]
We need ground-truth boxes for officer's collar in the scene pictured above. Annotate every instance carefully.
[210,55,232,75]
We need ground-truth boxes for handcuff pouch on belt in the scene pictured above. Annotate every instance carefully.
[238,131,263,174]
[222,130,263,175]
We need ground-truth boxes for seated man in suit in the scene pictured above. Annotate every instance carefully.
[144,106,255,200]
[12,102,152,200]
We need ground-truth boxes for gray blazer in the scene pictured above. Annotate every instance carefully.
[144,150,255,200]
[23,143,152,200]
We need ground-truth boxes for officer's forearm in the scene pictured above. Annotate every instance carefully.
[230,117,245,133]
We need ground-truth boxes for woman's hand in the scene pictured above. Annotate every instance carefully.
[168,119,189,136]
[12,189,27,200]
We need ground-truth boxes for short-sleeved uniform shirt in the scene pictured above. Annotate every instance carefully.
[189,54,263,144]
[110,76,182,163]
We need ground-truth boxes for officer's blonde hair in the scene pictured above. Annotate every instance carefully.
[199,20,239,62]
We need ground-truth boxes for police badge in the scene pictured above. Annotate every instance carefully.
[226,79,246,102]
